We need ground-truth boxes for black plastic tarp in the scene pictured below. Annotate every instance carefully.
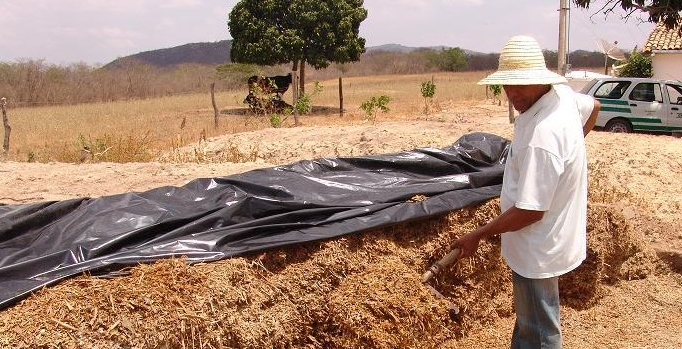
[0,132,509,309]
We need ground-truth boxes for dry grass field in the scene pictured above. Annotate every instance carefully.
[5,72,487,163]
[1,71,681,348]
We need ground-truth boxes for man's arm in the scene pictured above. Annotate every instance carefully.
[583,99,600,136]
[453,207,544,258]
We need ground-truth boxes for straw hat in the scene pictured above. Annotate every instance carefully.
[478,35,567,85]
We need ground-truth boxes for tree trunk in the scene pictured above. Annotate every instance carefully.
[292,59,301,126]
[1,98,10,154]
[300,61,306,95]
[210,82,219,129]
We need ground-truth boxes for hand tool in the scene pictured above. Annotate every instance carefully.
[421,248,462,313]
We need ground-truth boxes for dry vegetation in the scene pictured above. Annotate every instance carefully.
[1,71,681,348]
[5,72,487,163]
[0,182,675,348]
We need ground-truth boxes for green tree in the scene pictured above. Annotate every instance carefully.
[617,50,653,78]
[215,63,261,81]
[426,48,468,72]
[573,0,681,32]
[228,0,367,94]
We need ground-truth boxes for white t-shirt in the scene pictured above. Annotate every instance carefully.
[500,84,592,279]
[574,93,594,126]
[555,83,595,126]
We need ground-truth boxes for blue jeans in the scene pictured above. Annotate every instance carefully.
[510,271,562,349]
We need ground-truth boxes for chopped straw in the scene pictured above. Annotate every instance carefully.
[0,181,663,348]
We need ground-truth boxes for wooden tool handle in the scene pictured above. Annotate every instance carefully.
[436,248,462,268]
[421,248,462,283]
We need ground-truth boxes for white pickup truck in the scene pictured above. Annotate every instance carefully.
[581,77,682,133]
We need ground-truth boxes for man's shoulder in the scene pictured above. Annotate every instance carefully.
[531,103,571,134]
[537,89,583,129]
[526,109,582,156]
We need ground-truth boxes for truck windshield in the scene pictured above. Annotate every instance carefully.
[580,79,599,94]
[594,81,631,99]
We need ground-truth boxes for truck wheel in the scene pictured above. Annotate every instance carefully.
[604,119,632,133]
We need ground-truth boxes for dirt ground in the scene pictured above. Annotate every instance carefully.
[1,102,682,348]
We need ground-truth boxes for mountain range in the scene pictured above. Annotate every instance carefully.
[104,40,233,68]
[104,40,485,68]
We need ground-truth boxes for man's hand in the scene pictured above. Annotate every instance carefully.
[451,207,544,259]
[453,229,483,259]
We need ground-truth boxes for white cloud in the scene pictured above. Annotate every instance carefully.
[155,18,177,31]
[0,2,19,22]
[88,27,143,49]
[0,2,20,44]
[381,0,428,10]
[161,0,203,9]
[0,0,659,64]
[453,0,483,6]
[47,0,147,13]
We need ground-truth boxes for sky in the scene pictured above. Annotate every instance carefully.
[0,0,657,65]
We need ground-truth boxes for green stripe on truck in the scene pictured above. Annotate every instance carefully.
[601,106,631,113]
[629,117,662,124]
[597,98,629,106]
[633,125,682,131]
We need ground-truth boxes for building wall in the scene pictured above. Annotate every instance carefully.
[652,53,682,81]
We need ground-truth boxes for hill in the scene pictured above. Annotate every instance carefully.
[104,40,232,69]
[367,43,482,55]
[104,40,488,68]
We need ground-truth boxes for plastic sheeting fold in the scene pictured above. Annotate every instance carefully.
[0,132,509,309]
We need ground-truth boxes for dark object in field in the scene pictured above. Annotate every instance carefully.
[244,73,293,113]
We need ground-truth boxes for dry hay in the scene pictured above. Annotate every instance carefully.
[327,257,454,348]
[558,161,660,309]
[0,181,663,348]
[559,203,658,309]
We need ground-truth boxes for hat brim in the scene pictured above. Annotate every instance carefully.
[478,68,567,85]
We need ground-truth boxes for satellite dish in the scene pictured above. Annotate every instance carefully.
[596,38,626,61]
[596,38,626,75]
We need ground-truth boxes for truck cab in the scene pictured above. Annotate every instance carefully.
[581,77,682,133]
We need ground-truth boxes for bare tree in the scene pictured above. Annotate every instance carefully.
[574,0,682,33]
[1,97,10,154]
[211,82,219,129]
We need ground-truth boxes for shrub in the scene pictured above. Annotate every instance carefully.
[617,50,652,78]
[295,81,323,115]
[360,95,391,124]
[421,80,436,114]
[269,113,282,128]
[490,84,502,105]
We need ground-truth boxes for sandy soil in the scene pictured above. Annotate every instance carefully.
[2,102,682,347]
[0,162,268,203]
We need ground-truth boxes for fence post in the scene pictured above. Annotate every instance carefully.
[1,97,10,154]
[339,77,344,117]
[507,95,515,124]
[210,82,219,129]
[292,70,300,126]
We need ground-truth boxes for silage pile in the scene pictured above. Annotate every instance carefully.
[0,177,661,349]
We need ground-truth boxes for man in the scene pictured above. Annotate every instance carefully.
[453,35,599,348]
